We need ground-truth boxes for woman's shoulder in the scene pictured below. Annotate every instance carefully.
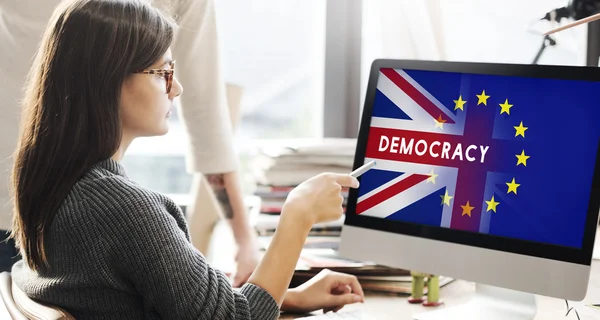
[76,166,151,204]
[60,161,181,223]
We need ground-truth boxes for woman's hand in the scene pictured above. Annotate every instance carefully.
[283,173,359,227]
[281,269,365,314]
[231,240,261,287]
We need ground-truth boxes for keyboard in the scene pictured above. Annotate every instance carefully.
[296,310,376,319]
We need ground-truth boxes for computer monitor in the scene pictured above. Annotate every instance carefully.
[338,59,600,320]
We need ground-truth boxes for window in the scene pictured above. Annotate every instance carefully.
[360,0,588,108]
[122,0,326,195]
[437,0,586,65]
[217,0,326,143]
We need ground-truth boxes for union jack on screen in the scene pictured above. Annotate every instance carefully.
[354,66,600,249]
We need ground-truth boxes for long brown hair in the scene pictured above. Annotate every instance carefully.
[11,0,176,271]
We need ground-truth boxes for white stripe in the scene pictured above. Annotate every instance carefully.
[361,158,451,176]
[440,171,458,228]
[377,72,431,122]
[371,117,464,135]
[395,69,458,123]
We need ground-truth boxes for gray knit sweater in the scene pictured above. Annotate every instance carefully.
[11,159,280,319]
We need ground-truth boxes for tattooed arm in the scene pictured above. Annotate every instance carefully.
[205,172,235,219]
[205,171,260,287]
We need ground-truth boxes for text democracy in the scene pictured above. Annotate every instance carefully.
[378,135,490,163]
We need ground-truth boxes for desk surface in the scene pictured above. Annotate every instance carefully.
[279,260,600,320]
[207,222,600,320]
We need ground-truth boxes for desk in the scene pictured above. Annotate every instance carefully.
[207,222,600,320]
[278,261,600,319]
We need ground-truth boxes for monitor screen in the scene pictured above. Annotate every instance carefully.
[353,66,600,250]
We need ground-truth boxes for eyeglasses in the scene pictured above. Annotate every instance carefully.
[135,60,175,94]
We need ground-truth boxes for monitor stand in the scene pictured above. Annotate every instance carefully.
[413,283,537,320]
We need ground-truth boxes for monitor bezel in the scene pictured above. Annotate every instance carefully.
[344,59,600,266]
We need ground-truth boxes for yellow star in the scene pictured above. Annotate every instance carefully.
[499,99,513,115]
[454,95,467,111]
[426,169,438,184]
[516,150,530,166]
[433,114,447,130]
[506,178,521,194]
[514,121,528,138]
[476,90,490,106]
[440,191,453,207]
[461,201,475,217]
[485,196,500,213]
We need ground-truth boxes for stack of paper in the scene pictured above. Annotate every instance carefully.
[252,214,345,236]
[250,138,355,186]
[249,138,356,216]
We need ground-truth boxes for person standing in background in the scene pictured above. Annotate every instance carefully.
[0,0,260,286]
[158,0,261,287]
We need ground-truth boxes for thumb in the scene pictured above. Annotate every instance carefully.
[329,173,360,188]
[329,293,363,306]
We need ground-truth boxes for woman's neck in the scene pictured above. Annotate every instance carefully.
[112,134,134,162]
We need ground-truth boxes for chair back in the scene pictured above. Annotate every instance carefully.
[0,271,75,320]
[0,271,27,319]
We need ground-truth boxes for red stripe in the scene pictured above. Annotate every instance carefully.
[356,174,430,214]
[380,68,455,124]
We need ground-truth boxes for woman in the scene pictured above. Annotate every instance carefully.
[9,0,364,319]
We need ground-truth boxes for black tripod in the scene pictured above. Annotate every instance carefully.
[536,0,600,65]
[531,21,600,66]
[531,35,557,65]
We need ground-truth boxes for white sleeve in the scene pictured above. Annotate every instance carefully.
[169,0,239,174]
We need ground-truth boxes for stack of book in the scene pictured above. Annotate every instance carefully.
[249,138,356,236]
[251,213,345,237]
[292,266,454,295]
[250,138,356,188]
[257,236,453,295]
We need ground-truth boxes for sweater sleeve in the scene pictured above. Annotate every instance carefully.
[94,182,279,319]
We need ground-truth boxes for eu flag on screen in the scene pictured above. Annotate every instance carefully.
[356,67,600,249]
